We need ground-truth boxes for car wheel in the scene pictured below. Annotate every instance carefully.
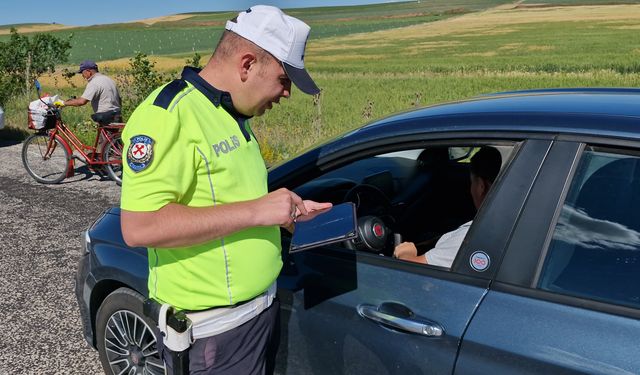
[96,287,165,375]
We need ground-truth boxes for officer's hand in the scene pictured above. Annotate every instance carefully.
[53,100,65,107]
[255,188,307,227]
[283,200,333,233]
[393,242,418,259]
[295,200,333,218]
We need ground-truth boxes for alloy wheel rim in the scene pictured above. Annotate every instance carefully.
[104,310,165,375]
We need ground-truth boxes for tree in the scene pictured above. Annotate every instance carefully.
[185,52,203,69]
[0,28,72,105]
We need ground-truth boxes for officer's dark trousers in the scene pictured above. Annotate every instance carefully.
[160,298,281,375]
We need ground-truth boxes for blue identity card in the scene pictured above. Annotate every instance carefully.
[289,202,357,253]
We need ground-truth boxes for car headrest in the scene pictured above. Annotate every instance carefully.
[417,147,451,169]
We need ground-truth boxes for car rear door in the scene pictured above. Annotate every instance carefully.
[274,138,552,375]
[455,140,640,374]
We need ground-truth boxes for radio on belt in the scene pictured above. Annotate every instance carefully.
[143,299,192,375]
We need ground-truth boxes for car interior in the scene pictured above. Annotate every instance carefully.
[292,143,515,261]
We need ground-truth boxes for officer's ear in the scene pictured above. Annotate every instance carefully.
[239,52,258,83]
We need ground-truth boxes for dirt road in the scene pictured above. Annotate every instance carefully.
[0,139,120,374]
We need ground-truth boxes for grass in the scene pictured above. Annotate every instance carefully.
[253,70,640,161]
[3,2,640,165]
[307,4,640,74]
[254,3,640,161]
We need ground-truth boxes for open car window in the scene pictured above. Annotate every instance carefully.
[292,142,517,270]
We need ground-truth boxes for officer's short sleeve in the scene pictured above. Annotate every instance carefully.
[120,103,194,212]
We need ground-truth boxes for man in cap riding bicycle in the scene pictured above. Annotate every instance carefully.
[56,60,122,126]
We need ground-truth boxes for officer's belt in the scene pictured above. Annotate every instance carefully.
[186,281,276,339]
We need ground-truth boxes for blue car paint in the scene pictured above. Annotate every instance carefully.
[455,290,640,374]
[277,249,490,374]
[76,208,149,345]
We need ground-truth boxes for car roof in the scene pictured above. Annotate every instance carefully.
[398,88,640,119]
[346,88,640,142]
[269,88,640,184]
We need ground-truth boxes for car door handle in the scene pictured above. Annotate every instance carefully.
[357,303,444,337]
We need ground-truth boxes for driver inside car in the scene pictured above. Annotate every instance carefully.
[393,146,502,268]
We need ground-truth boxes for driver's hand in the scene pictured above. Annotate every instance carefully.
[393,242,418,259]
[53,100,65,107]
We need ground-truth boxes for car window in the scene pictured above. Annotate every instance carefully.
[292,143,516,269]
[538,147,640,309]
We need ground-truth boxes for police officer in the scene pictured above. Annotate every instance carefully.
[120,5,331,374]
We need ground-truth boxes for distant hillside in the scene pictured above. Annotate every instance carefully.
[0,23,73,35]
[0,0,511,63]
[308,2,640,74]
[0,22,51,28]
[522,0,640,4]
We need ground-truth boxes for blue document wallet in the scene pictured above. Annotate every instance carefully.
[289,202,357,253]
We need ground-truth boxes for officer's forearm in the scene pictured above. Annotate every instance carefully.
[121,187,306,248]
[121,202,262,248]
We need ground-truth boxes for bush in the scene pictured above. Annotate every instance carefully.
[117,52,170,118]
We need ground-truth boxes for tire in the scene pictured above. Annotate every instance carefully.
[21,133,70,184]
[102,135,124,185]
[95,288,165,375]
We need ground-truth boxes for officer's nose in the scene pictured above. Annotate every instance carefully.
[282,81,291,98]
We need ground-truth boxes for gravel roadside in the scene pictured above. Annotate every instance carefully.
[0,139,121,374]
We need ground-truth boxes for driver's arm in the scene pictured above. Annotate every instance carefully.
[393,242,428,264]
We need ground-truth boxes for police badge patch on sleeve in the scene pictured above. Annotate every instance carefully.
[127,135,155,172]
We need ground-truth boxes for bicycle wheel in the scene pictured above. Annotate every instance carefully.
[102,134,124,185]
[22,133,70,184]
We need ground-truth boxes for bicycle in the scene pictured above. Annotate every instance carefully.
[22,81,125,185]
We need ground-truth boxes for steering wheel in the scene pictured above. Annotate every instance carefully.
[343,184,395,255]
[343,184,392,218]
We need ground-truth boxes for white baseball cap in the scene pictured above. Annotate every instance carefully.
[225,5,320,95]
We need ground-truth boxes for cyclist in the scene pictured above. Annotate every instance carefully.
[55,60,122,126]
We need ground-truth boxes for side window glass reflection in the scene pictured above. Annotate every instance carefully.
[539,149,640,309]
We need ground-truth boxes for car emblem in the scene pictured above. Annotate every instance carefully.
[372,223,384,238]
[469,251,490,272]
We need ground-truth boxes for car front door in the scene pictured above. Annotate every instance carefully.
[273,138,552,375]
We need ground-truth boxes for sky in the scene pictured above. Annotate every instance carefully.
[0,0,400,27]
